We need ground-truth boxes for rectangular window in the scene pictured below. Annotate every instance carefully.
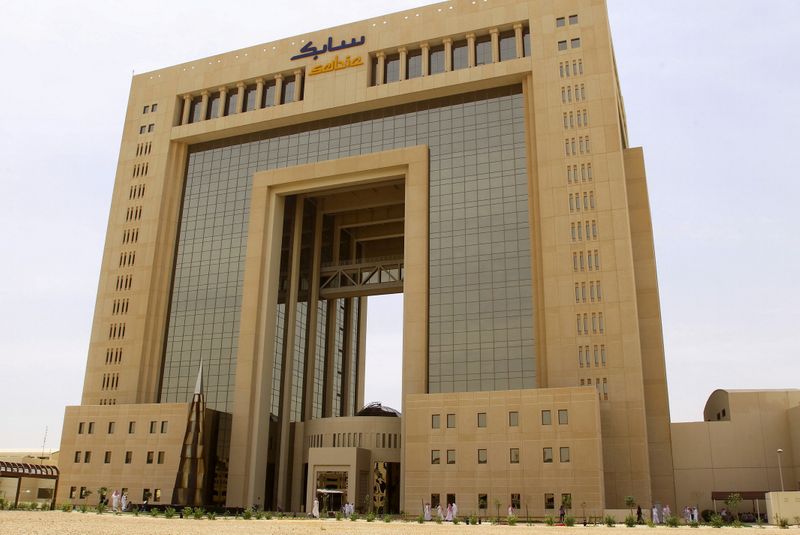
[477,449,488,464]
[558,409,569,424]
[447,449,456,464]
[560,446,571,462]
[452,40,468,70]
[562,493,573,509]
[69,487,77,499]
[80,487,87,499]
[475,35,492,66]
[88,422,94,434]
[478,494,488,510]
[447,413,456,428]
[142,105,149,114]
[571,38,581,49]
[499,31,516,61]
[150,103,158,112]
[78,422,84,434]
[477,412,487,428]
[542,410,552,425]
[432,493,441,509]
[543,447,553,463]
[147,123,155,133]
[107,421,115,434]
[149,421,157,433]
[128,421,135,434]
[511,493,521,509]
[125,451,132,464]
[281,75,298,104]
[523,27,531,57]
[142,488,150,502]
[558,40,568,51]
[154,489,162,502]
[407,49,423,79]
[189,97,202,123]
[508,411,519,427]
[569,14,579,25]
[556,17,566,27]
[262,80,276,107]
[225,92,238,116]
[73,451,81,463]
[207,92,220,119]
[545,493,555,509]
[432,414,440,428]
[385,54,401,83]
[84,451,91,463]
[104,451,111,464]
[244,84,257,111]
[431,449,441,464]
[510,448,520,464]
[146,451,154,464]
[429,45,445,74]
[138,125,146,134]
[160,421,168,433]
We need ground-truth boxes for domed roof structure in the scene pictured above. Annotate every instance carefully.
[355,402,401,417]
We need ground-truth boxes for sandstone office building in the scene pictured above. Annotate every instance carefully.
[57,0,677,515]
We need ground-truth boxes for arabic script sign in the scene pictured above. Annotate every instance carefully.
[291,35,366,61]
[309,55,363,76]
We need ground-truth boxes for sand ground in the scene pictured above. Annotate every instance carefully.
[0,512,796,535]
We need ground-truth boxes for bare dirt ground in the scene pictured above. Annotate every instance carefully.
[0,512,794,535]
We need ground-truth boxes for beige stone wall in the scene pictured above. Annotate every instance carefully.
[766,492,800,524]
[56,403,190,506]
[404,387,604,517]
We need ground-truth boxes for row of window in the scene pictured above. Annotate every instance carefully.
[432,409,568,429]
[129,183,146,199]
[428,493,572,512]
[125,205,142,222]
[581,377,609,401]
[431,446,570,465]
[111,298,129,316]
[370,24,531,86]
[70,486,162,503]
[114,274,133,291]
[99,399,116,405]
[559,59,583,78]
[119,251,135,268]
[142,103,158,114]
[570,220,598,242]
[562,84,587,103]
[121,228,139,245]
[563,110,588,129]
[105,348,123,365]
[573,250,600,272]
[576,312,605,335]
[132,163,148,178]
[556,14,579,28]
[567,163,593,184]
[578,345,607,368]
[327,431,400,449]
[181,73,302,125]
[565,136,591,156]
[557,38,581,51]
[101,373,119,391]
[77,420,168,435]
[568,191,595,212]
[108,322,126,340]
[574,281,602,303]
[138,123,155,135]
[135,141,151,157]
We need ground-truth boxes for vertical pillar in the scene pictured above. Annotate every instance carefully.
[420,42,430,77]
[217,87,227,118]
[341,239,357,415]
[274,74,283,106]
[275,197,305,511]
[443,38,453,72]
[355,296,368,411]
[293,69,303,102]
[398,47,407,81]
[324,219,341,417]
[199,90,209,122]
[514,23,524,59]
[181,95,191,125]
[303,204,324,422]
[466,33,476,68]
[13,477,21,508]
[490,28,500,63]
[255,78,265,110]
[236,82,245,114]
[375,52,385,85]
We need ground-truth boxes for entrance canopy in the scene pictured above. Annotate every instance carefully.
[0,461,59,509]
[711,491,766,501]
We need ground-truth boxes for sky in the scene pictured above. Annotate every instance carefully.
[0,0,797,451]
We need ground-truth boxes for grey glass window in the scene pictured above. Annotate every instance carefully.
[558,40,568,51]
[371,56,380,85]
[88,422,94,434]
[569,14,579,25]
[73,451,80,463]
[478,494,488,510]
[151,103,158,112]
[508,411,518,426]
[146,451,154,464]
[523,27,531,57]
[452,40,468,69]
[78,422,84,434]
[244,85,257,111]
[499,31,516,61]
[447,413,456,428]
[571,38,581,49]
[545,493,555,509]
[543,447,553,463]
[447,449,456,464]
[510,448,519,463]
[558,409,568,424]
[207,92,221,119]
[262,80,277,107]
[281,75,297,104]
[143,105,150,114]
[477,412,487,427]
[189,97,202,123]
[429,45,445,74]
[149,420,157,433]
[160,421,168,433]
[511,494,521,509]
[107,422,115,434]
[128,421,135,434]
[407,49,423,79]
[385,54,401,82]
[431,449,440,464]
[560,446,570,462]
[125,451,132,464]
[556,17,566,27]
[84,451,91,463]
[432,414,440,428]
[542,410,552,425]
[477,449,487,464]
[226,92,238,115]
[475,35,492,65]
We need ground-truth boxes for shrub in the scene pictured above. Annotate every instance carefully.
[96,502,106,515]
[335,511,342,521]
[241,507,253,520]
[164,507,176,519]
[131,504,140,516]
[646,519,656,528]
[545,515,556,526]
[689,521,699,528]
[417,514,424,523]
[435,515,442,524]
[605,514,616,527]
[508,514,518,526]
[60,503,74,512]
[625,515,637,528]
[192,507,205,519]
[565,515,576,527]
[453,516,460,525]
[349,512,358,521]
[666,515,680,527]
[255,510,264,520]
[384,514,392,523]
[366,512,376,522]
[79,504,88,514]
[470,513,479,525]
[777,517,789,529]
[264,511,272,520]
[207,511,216,520]
[149,507,159,518]
[732,519,742,528]
[710,514,724,528]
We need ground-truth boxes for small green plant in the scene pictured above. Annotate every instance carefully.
[666,515,680,527]
[349,512,358,521]
[777,516,789,529]
[79,503,88,514]
[710,514,724,528]
[689,520,699,528]
[149,507,159,518]
[545,514,556,526]
[96,502,106,514]
[417,514,424,523]
[384,514,392,523]
[165,507,176,519]
[335,511,342,521]
[192,507,205,519]
[625,515,637,528]
[264,511,272,520]
[453,516,460,525]
[605,514,616,527]
[725,493,742,523]
[60,503,73,512]
[207,511,216,520]
[469,513,479,525]
[625,496,636,515]
[366,511,376,522]
[732,519,743,528]
[435,515,443,524]
[565,515,576,527]
[646,519,656,528]
[508,514,518,526]
[131,504,140,516]
[242,507,253,520]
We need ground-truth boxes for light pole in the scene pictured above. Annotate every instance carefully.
[776,449,785,492]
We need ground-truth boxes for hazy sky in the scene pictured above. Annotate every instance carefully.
[1,0,797,451]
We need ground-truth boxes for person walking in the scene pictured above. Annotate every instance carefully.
[312,497,320,518]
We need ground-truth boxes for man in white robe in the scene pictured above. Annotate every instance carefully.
[652,505,660,524]
[312,498,320,518]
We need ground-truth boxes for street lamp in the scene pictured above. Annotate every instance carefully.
[776,449,785,492]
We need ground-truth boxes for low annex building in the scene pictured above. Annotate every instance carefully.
[57,0,678,516]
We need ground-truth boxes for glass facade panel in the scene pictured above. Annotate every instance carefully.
[429,45,445,74]
[407,49,423,79]
[475,35,492,66]
[385,54,401,82]
[161,87,534,411]
[452,40,468,70]
[499,31,516,61]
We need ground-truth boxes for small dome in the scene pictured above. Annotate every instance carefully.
[355,402,400,417]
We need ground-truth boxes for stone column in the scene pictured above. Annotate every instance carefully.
[490,28,500,63]
[420,42,430,76]
[443,38,453,71]
[514,23,524,59]
[255,77,265,110]
[323,219,342,417]
[199,90,209,121]
[375,51,385,85]
[302,204,324,422]
[181,95,191,125]
[293,69,303,102]
[467,33,476,68]
[274,74,283,106]
[398,47,407,81]
[217,87,227,118]
[236,82,245,113]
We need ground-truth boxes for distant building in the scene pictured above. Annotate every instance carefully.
[0,451,59,508]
